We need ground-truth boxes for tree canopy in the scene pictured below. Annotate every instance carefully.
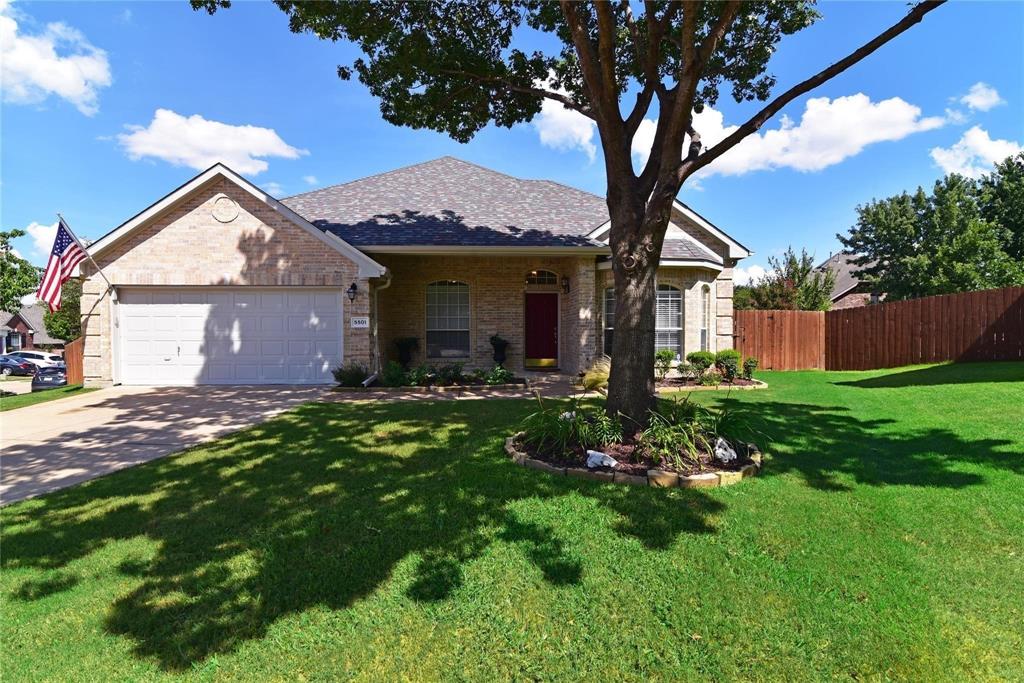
[839,154,1024,301]
[0,229,39,313]
[734,247,835,311]
[43,277,81,341]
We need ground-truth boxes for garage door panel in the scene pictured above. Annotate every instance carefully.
[119,288,342,385]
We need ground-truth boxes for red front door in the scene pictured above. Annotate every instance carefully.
[525,292,559,368]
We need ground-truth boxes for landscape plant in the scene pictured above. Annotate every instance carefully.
[685,351,716,377]
[380,360,407,387]
[715,349,741,382]
[742,357,759,380]
[654,348,676,381]
[193,0,945,428]
[332,361,370,387]
[407,364,433,387]
[483,364,516,385]
[581,356,611,393]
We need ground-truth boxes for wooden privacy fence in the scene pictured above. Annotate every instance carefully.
[64,337,84,384]
[734,287,1024,371]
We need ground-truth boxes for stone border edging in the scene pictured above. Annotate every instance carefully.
[505,432,762,489]
[655,379,768,393]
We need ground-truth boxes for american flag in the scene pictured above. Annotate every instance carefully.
[36,218,87,312]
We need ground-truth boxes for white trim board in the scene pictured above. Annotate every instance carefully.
[596,259,723,271]
[586,202,751,260]
[87,163,387,278]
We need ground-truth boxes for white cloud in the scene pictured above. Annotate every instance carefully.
[929,126,1022,178]
[633,94,945,179]
[532,95,596,161]
[302,175,318,185]
[25,220,58,258]
[0,1,112,115]
[733,264,767,286]
[117,109,308,175]
[959,82,1004,112]
[262,181,284,196]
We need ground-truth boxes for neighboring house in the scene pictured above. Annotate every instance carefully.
[818,252,881,310]
[79,157,749,386]
[0,304,66,354]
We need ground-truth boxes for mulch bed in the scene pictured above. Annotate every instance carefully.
[656,377,759,389]
[514,436,758,477]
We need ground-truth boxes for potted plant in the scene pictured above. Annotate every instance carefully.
[490,334,510,366]
[394,337,419,369]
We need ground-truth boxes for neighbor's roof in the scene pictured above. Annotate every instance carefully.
[819,252,872,301]
[19,303,66,344]
[282,157,610,249]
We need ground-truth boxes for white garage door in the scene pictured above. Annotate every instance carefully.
[118,288,343,385]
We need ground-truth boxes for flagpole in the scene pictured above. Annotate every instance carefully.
[57,213,116,299]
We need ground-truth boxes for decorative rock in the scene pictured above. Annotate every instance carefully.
[613,472,648,486]
[524,458,565,476]
[586,450,619,469]
[679,473,719,488]
[714,437,738,464]
[504,437,527,464]
[749,449,763,467]
[740,464,759,478]
[716,470,743,487]
[647,469,680,488]
[567,468,614,483]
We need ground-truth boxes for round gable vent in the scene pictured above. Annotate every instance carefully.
[211,194,239,223]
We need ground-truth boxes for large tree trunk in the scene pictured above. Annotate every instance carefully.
[604,192,673,432]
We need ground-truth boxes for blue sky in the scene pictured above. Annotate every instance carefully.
[3,0,1022,284]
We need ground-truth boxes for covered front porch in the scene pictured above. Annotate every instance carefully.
[371,254,599,375]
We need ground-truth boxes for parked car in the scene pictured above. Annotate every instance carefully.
[0,356,36,376]
[6,350,64,369]
[31,366,67,392]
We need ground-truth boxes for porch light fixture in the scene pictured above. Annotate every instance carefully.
[561,276,570,294]
[346,282,358,302]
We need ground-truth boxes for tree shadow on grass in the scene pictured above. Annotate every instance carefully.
[1,399,721,671]
[715,397,1021,492]
[834,361,1024,389]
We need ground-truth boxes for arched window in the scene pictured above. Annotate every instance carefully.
[426,280,470,358]
[700,284,712,351]
[603,287,615,354]
[655,284,682,359]
[525,269,558,286]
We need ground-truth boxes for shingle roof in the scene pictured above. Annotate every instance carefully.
[819,252,872,300]
[282,157,610,248]
[660,238,718,261]
[19,303,67,343]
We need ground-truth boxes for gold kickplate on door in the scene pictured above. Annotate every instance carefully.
[525,358,558,368]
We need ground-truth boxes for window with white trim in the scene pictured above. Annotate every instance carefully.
[655,284,682,359]
[603,287,615,354]
[700,284,712,351]
[426,280,470,358]
[526,269,558,286]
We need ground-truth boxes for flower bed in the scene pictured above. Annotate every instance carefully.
[656,377,767,392]
[510,396,764,488]
[332,360,525,390]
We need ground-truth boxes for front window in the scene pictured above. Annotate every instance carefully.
[526,269,558,286]
[655,284,682,359]
[9,334,22,351]
[700,285,712,351]
[603,287,615,354]
[426,280,470,358]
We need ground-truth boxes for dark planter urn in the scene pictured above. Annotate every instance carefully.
[490,335,510,366]
[394,337,419,369]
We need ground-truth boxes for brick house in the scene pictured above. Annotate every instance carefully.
[818,252,882,310]
[0,304,66,354]
[80,157,749,386]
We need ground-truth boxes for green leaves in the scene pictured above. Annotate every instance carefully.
[0,229,40,313]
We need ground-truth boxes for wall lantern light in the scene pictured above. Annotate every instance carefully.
[346,282,358,302]
[561,276,571,294]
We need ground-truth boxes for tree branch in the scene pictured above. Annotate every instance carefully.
[698,0,741,64]
[594,1,619,100]
[680,0,946,182]
[436,68,595,120]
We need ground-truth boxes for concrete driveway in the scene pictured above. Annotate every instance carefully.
[0,385,327,505]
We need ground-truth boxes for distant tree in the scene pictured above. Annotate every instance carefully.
[839,162,1024,300]
[732,285,754,310]
[193,0,944,426]
[0,230,39,313]
[43,278,81,341]
[743,247,835,311]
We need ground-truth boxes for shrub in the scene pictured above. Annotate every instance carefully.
[483,364,516,385]
[698,370,721,386]
[394,337,419,369]
[520,399,621,455]
[654,349,676,381]
[436,362,465,386]
[581,356,611,392]
[380,360,407,387]
[715,349,742,382]
[407,364,433,386]
[742,357,759,380]
[686,351,715,376]
[332,361,369,387]
[676,361,694,380]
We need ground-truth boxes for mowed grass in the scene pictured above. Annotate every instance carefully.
[2,363,1022,681]
[0,384,96,412]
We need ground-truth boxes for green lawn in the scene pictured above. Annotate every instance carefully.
[2,363,1022,680]
[0,384,97,412]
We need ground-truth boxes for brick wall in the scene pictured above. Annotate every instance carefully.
[80,177,371,385]
[373,254,598,375]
